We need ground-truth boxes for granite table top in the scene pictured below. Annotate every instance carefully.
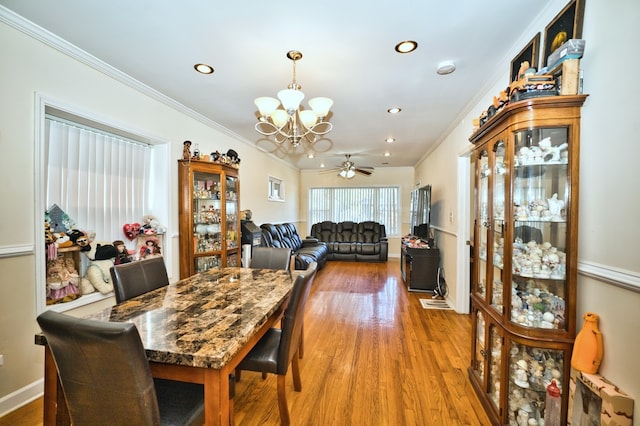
[83,267,294,369]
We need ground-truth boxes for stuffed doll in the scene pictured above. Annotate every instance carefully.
[113,240,133,265]
[139,238,162,260]
[80,242,117,295]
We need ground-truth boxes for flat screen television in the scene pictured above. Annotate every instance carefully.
[410,185,431,239]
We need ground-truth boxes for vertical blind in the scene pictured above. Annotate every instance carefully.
[308,186,399,235]
[45,118,151,242]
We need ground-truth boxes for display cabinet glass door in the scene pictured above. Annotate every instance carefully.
[475,150,489,300]
[193,171,223,273]
[471,307,503,419]
[510,127,569,331]
[507,339,568,425]
[490,140,507,314]
[225,175,239,267]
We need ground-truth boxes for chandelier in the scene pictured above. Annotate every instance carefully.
[254,50,333,147]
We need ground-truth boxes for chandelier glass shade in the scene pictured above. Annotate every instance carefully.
[254,51,333,147]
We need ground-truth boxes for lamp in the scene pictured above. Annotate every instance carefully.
[338,156,356,179]
[255,51,333,147]
[339,168,356,179]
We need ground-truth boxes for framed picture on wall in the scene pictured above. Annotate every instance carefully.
[510,33,540,83]
[542,0,586,67]
[268,176,285,202]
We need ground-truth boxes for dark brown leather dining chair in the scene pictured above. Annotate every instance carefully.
[235,261,318,426]
[36,310,204,426]
[110,256,169,303]
[249,246,292,271]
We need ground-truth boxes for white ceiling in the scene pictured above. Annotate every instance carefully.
[1,1,551,172]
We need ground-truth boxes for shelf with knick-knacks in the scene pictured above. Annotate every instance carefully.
[178,159,240,279]
[468,95,587,425]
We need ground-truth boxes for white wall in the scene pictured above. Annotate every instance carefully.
[300,167,415,258]
[0,16,300,413]
[415,0,640,421]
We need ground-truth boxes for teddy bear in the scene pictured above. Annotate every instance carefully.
[67,229,91,251]
[46,255,81,302]
[53,232,73,248]
[80,241,117,295]
[141,214,166,235]
[44,221,55,244]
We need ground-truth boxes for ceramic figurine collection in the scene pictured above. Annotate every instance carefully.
[182,140,241,168]
[507,344,564,426]
[192,180,238,254]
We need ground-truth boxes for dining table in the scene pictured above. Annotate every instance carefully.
[36,266,296,426]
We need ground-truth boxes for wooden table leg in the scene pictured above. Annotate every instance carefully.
[203,368,230,426]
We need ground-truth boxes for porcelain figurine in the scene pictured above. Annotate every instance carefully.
[547,193,565,220]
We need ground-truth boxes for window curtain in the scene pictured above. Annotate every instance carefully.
[309,186,399,235]
[45,118,151,242]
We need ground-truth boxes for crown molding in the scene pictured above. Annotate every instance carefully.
[0,5,259,150]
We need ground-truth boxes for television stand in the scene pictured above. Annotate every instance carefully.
[401,241,440,292]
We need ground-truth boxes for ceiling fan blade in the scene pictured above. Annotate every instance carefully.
[355,168,373,176]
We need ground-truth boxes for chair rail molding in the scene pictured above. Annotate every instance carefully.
[578,260,640,293]
[0,244,33,258]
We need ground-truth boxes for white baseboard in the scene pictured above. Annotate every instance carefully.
[0,379,43,418]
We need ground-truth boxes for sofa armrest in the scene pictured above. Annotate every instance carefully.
[301,237,320,246]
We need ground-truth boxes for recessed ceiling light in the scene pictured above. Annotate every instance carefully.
[436,61,456,75]
[395,40,418,54]
[307,153,314,159]
[385,137,396,143]
[384,152,391,157]
[194,63,214,74]
[387,107,401,114]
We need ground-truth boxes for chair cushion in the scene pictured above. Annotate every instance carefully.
[237,328,281,374]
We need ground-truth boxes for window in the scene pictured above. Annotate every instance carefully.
[308,186,400,235]
[45,117,151,240]
[35,97,170,313]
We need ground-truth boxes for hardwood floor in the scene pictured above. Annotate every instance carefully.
[1,259,490,426]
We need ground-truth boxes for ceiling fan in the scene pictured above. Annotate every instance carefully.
[331,154,374,179]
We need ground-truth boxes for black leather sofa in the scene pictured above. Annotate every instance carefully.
[309,221,388,261]
[260,223,328,270]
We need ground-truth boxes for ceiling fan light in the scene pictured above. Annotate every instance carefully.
[277,88,304,111]
[299,110,318,128]
[308,97,333,118]
[271,109,289,128]
[255,97,280,117]
[346,169,355,178]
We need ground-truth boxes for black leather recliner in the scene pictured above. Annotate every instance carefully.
[260,223,328,270]
[309,221,388,261]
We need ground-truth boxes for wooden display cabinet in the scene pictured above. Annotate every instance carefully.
[178,160,240,279]
[468,95,587,425]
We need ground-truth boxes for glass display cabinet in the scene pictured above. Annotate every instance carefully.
[178,160,240,279]
[468,95,587,425]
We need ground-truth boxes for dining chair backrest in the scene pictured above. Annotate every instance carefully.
[37,310,163,425]
[110,257,169,303]
[37,310,204,425]
[250,246,292,271]
[277,261,317,374]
